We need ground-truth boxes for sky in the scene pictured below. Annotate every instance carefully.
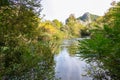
[41,0,119,22]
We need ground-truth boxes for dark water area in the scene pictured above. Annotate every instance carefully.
[54,38,92,80]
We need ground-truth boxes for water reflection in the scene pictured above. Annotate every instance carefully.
[54,38,92,80]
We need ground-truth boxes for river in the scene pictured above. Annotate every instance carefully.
[54,38,92,80]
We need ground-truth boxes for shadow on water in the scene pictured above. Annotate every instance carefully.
[54,38,92,80]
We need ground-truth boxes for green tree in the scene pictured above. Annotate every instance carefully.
[0,0,56,79]
[52,19,63,29]
[78,2,120,80]
[65,14,84,38]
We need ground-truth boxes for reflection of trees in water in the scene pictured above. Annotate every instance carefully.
[53,39,79,56]
[67,40,79,56]
[84,61,111,80]
[49,40,62,55]
[67,44,78,56]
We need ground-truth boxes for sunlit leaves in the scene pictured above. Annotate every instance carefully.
[37,20,65,41]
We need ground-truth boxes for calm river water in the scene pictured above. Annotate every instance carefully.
[54,38,92,80]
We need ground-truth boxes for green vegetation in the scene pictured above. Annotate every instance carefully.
[1,0,120,80]
[0,0,62,79]
[78,2,120,80]
[65,14,85,38]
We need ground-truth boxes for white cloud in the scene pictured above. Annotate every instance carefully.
[41,0,119,22]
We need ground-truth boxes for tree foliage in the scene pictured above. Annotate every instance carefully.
[78,2,120,80]
[0,0,57,79]
[65,14,84,38]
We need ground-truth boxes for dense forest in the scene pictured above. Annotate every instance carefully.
[0,0,120,80]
